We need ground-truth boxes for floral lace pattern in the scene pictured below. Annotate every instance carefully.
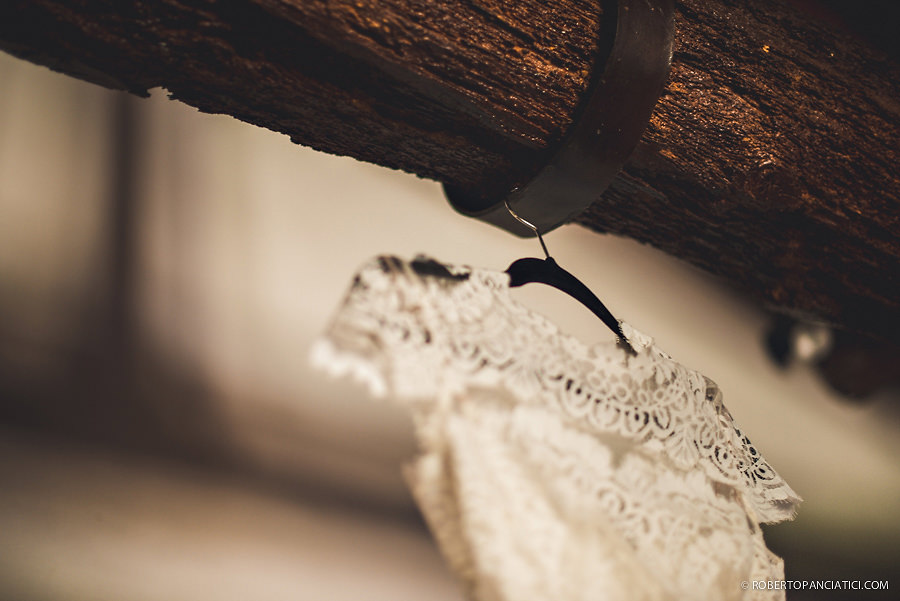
[313,256,800,601]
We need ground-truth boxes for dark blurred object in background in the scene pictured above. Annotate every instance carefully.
[766,316,900,399]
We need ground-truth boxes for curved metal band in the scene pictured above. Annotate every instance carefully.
[444,0,675,236]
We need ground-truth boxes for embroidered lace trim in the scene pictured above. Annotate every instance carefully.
[313,256,800,601]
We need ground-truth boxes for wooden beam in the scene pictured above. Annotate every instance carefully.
[1,0,898,341]
[592,0,900,344]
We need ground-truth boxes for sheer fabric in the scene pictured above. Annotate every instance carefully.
[313,256,800,601]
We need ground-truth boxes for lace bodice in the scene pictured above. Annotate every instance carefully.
[313,256,800,601]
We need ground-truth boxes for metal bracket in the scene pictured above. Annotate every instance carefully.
[444,0,675,236]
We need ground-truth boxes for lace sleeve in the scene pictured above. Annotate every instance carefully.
[313,255,800,601]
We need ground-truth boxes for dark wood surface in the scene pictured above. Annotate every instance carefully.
[1,0,898,342]
[594,0,900,344]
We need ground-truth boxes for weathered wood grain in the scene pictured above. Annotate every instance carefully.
[1,0,897,341]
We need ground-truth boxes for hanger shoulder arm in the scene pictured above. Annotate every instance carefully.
[506,257,624,341]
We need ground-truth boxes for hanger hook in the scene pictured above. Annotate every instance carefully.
[504,199,550,259]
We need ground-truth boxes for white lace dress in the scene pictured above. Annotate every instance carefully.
[312,256,800,601]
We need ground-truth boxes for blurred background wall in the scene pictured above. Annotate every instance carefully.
[0,51,897,600]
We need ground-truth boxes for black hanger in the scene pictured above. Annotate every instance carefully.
[503,201,631,349]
